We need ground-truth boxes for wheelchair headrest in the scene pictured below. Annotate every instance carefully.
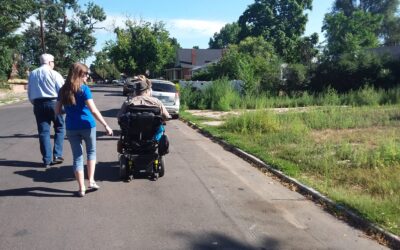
[127,105,161,116]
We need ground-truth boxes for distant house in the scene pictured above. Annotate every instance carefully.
[165,48,223,81]
[369,45,400,59]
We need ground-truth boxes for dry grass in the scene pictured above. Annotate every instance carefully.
[311,126,399,148]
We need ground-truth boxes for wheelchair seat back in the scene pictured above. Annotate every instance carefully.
[119,105,162,142]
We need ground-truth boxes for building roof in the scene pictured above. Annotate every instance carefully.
[176,48,223,67]
[192,59,220,72]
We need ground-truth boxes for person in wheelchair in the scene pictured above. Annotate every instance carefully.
[117,75,171,142]
[117,75,171,180]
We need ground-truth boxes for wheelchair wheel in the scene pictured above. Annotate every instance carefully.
[151,172,159,181]
[119,155,128,180]
[158,157,165,177]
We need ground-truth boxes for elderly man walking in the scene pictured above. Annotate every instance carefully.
[28,53,65,168]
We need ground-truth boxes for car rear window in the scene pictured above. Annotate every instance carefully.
[152,82,176,93]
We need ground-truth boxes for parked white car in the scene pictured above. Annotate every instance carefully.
[150,79,180,118]
[113,79,125,86]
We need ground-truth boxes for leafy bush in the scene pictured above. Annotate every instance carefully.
[223,110,280,134]
[381,87,400,105]
[284,63,308,94]
[190,36,283,96]
[0,45,13,80]
[310,51,399,93]
[203,78,240,111]
[343,85,380,106]
[180,85,205,109]
[318,87,341,106]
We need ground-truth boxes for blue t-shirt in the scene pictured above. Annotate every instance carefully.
[60,84,96,130]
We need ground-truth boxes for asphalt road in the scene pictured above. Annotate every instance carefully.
[0,86,386,250]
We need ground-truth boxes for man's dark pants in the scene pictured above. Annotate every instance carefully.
[33,98,65,165]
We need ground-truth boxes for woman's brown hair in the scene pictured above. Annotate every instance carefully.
[59,62,88,105]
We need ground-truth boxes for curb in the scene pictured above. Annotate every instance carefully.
[180,118,400,249]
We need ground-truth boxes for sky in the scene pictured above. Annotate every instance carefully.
[79,0,335,64]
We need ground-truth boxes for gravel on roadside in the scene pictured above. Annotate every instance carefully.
[0,89,28,106]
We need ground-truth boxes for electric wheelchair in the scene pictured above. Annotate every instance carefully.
[117,105,168,181]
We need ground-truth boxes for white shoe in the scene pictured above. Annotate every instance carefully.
[88,182,100,190]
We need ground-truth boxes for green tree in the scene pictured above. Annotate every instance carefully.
[91,49,120,80]
[323,10,382,57]
[109,20,178,77]
[310,51,392,92]
[19,1,106,74]
[208,22,241,49]
[194,36,281,95]
[0,0,36,79]
[238,0,313,63]
[0,40,15,80]
[0,0,36,38]
[333,0,399,17]
[332,0,400,45]
[295,33,319,65]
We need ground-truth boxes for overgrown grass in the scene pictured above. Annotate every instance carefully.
[181,84,400,110]
[182,105,400,235]
[181,78,241,111]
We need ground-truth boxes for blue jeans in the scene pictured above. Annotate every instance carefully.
[67,127,96,172]
[33,98,65,165]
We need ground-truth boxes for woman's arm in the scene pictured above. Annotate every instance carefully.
[86,99,113,136]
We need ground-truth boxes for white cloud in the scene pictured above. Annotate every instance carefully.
[94,15,227,46]
[15,16,38,34]
[93,14,128,35]
[168,19,226,38]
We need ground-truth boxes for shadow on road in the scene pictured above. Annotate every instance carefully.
[0,159,44,168]
[95,161,163,182]
[0,187,75,197]
[94,161,120,182]
[174,231,280,250]
[12,161,121,183]
[0,133,38,139]
[101,108,119,118]
[14,165,74,183]
[97,130,121,140]
[0,162,120,197]
[98,130,121,136]
[0,134,68,140]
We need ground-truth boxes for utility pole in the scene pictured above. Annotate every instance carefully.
[39,1,46,53]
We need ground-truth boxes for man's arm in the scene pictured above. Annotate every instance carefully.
[160,103,171,120]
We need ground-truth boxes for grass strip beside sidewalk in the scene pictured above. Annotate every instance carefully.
[181,106,400,238]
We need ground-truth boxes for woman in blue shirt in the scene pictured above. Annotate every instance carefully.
[56,62,113,197]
